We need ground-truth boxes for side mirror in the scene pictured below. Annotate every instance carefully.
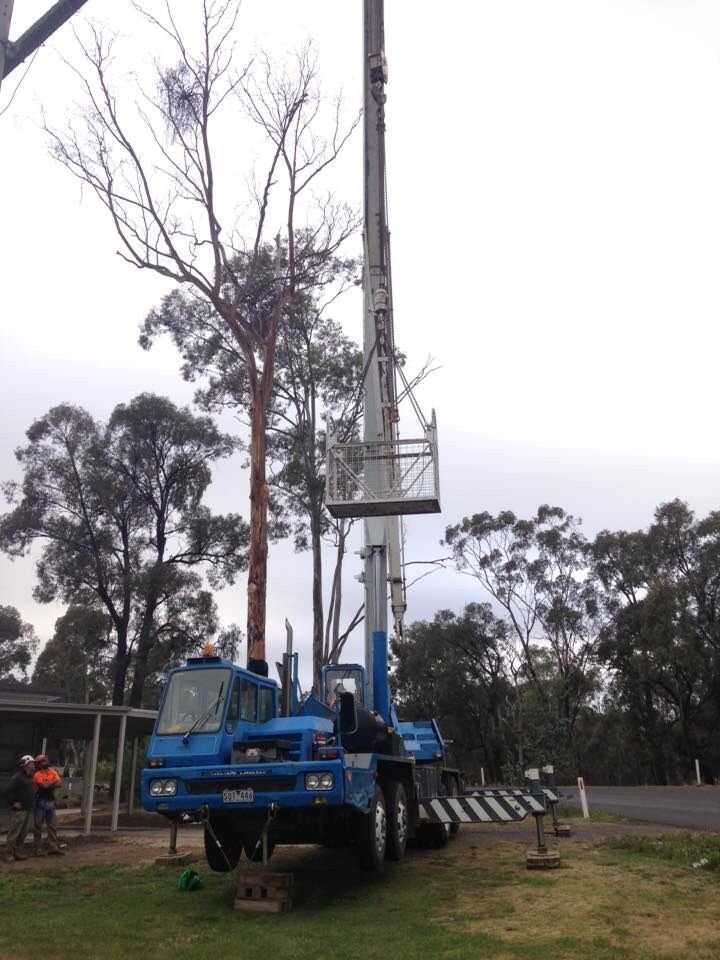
[338,691,358,735]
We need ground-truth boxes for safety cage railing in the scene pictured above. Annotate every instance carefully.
[325,425,441,519]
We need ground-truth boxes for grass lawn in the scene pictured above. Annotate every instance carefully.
[2,828,720,960]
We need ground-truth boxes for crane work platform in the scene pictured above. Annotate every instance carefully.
[325,420,440,519]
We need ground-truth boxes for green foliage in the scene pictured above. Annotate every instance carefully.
[0,604,37,679]
[140,239,363,683]
[592,499,720,784]
[33,605,112,702]
[1,394,247,706]
[391,604,512,781]
[444,506,603,776]
[434,498,720,784]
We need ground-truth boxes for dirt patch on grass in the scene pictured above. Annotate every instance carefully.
[1,829,202,873]
[0,816,697,876]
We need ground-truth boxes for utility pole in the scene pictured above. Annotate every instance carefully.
[0,0,89,94]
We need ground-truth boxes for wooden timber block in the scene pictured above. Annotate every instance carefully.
[526,847,561,870]
[554,824,572,837]
[234,871,293,914]
[234,896,292,914]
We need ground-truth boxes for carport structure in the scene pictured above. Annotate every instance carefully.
[0,695,156,834]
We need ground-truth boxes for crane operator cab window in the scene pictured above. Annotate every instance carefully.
[156,667,230,735]
[324,667,364,708]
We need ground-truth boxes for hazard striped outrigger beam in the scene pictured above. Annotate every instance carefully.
[468,787,561,804]
[418,790,544,824]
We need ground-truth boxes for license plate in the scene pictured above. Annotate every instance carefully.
[222,788,254,803]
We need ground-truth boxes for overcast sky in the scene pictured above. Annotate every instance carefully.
[2,0,720,678]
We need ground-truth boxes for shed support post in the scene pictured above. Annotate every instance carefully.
[127,737,138,814]
[83,712,101,836]
[111,713,127,832]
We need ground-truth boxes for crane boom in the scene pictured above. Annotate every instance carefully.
[1,0,90,91]
[362,0,406,709]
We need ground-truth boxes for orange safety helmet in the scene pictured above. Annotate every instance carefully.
[34,754,50,767]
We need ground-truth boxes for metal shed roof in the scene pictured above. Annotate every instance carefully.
[1,698,157,835]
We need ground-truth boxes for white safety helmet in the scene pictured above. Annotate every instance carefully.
[19,754,34,766]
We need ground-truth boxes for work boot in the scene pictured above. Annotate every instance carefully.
[47,845,65,856]
[13,847,29,861]
[33,847,47,857]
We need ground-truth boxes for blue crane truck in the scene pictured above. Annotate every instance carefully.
[142,0,554,871]
[141,641,462,872]
[141,4,466,869]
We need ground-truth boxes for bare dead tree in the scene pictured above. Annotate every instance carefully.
[323,516,358,665]
[47,1,358,674]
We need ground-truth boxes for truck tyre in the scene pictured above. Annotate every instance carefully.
[385,780,408,861]
[204,821,243,872]
[356,784,387,871]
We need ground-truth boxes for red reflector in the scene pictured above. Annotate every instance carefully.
[312,733,328,761]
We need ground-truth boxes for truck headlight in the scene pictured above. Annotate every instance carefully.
[150,778,177,796]
[305,772,334,791]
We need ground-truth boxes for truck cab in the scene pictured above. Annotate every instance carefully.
[142,652,459,872]
[142,654,357,869]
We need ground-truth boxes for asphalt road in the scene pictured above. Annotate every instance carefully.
[560,784,720,831]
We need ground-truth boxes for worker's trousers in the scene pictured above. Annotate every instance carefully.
[6,808,32,850]
[34,799,60,849]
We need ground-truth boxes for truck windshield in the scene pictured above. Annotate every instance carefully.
[156,668,231,736]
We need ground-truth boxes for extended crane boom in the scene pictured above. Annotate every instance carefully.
[362,0,406,708]
[0,0,90,91]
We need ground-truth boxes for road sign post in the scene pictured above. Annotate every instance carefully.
[577,776,590,818]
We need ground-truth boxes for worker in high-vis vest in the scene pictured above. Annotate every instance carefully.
[32,755,65,856]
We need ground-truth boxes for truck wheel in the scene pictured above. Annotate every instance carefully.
[204,821,242,872]
[385,781,408,861]
[356,785,387,871]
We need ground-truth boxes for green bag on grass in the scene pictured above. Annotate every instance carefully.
[177,866,202,891]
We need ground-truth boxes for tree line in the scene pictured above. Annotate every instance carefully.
[390,501,720,785]
[0,285,363,707]
[4,491,719,789]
